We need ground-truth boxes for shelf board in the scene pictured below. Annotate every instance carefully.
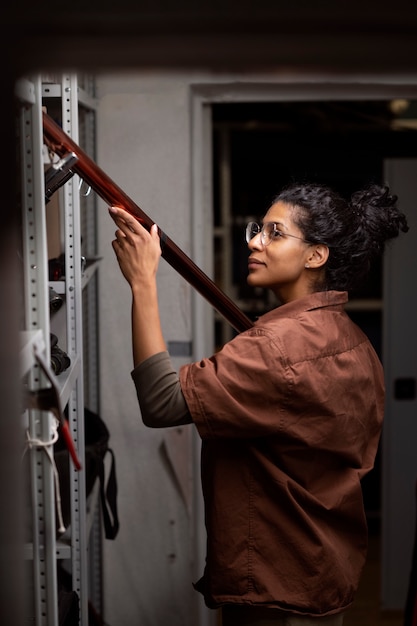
[57,354,81,409]
[15,78,36,104]
[49,257,102,295]
[42,83,98,112]
[24,541,71,561]
[82,257,102,289]
[49,279,66,295]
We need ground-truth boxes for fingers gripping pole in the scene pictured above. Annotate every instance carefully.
[42,112,253,333]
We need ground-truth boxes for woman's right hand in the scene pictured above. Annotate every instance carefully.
[109,206,162,290]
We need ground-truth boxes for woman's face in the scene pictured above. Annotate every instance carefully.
[246,201,314,303]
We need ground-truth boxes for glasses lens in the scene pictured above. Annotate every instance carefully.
[262,222,275,245]
[246,222,260,243]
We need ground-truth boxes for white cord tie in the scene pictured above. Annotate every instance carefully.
[24,416,66,534]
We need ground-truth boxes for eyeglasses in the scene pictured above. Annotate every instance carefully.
[245,221,312,247]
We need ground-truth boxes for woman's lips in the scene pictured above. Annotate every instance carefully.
[248,257,264,270]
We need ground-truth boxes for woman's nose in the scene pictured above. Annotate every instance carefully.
[248,232,264,250]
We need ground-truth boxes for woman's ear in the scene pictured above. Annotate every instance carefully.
[306,244,329,269]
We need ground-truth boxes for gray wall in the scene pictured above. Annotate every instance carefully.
[96,74,211,626]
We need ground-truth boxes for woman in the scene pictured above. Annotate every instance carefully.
[109,182,408,625]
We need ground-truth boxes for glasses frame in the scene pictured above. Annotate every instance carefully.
[245,221,313,247]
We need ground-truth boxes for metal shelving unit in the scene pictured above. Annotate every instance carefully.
[17,73,100,626]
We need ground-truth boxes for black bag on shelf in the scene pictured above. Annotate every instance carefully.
[58,589,79,626]
[55,407,119,540]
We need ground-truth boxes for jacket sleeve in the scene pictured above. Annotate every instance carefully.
[131,351,193,427]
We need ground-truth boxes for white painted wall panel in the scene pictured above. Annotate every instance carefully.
[96,74,206,626]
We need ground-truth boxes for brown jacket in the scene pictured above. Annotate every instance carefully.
[180,290,385,616]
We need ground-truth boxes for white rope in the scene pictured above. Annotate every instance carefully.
[24,416,66,534]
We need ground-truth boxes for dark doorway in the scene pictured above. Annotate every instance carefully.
[211,98,417,524]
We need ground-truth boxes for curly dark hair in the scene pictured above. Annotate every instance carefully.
[272,182,409,292]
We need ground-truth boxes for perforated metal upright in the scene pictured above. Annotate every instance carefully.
[59,73,89,625]
[18,73,98,625]
[19,75,59,625]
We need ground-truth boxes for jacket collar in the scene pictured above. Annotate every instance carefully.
[257,290,348,325]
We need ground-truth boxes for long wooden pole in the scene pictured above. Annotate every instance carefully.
[42,112,253,333]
